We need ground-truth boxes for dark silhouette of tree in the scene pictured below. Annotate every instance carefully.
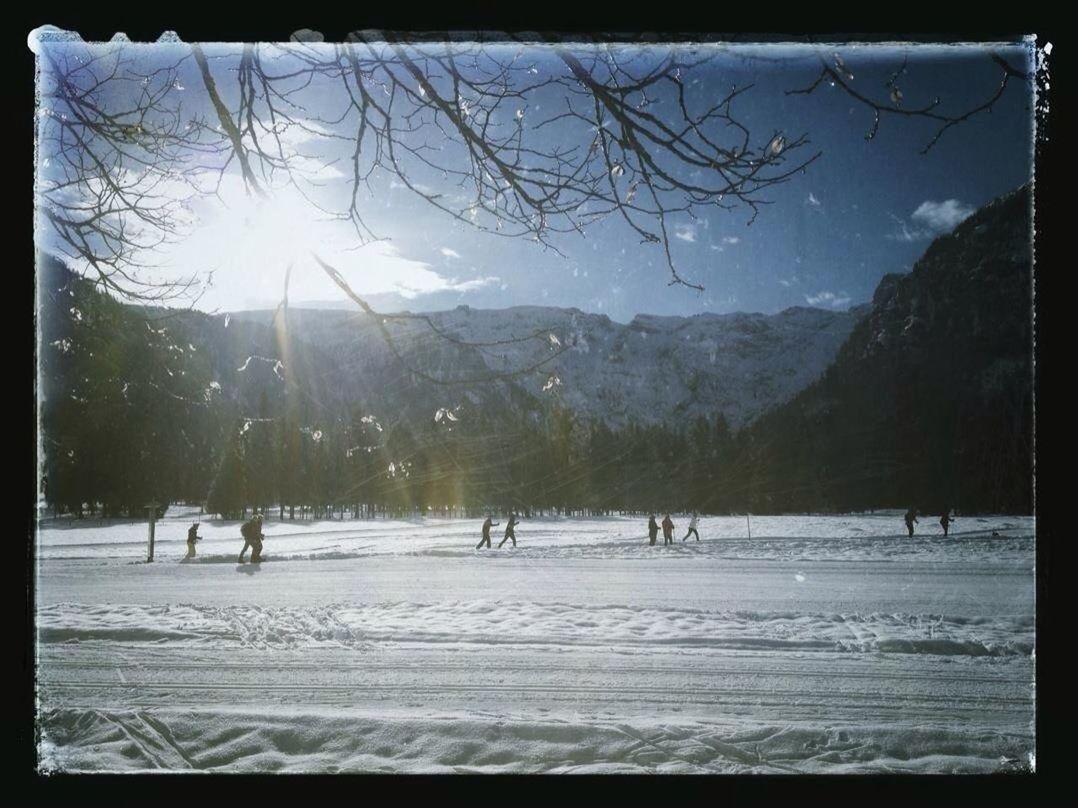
[206,426,246,518]
[244,392,277,513]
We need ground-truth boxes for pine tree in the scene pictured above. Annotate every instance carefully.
[207,427,247,518]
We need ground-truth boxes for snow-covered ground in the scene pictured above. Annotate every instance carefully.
[35,509,1035,773]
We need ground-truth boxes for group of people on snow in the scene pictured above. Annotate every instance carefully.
[476,513,521,549]
[904,507,956,537]
[476,507,956,547]
[475,511,703,550]
[648,512,700,545]
[181,515,265,562]
[179,505,962,564]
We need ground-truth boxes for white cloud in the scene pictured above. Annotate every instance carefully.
[886,213,931,243]
[318,249,498,301]
[674,225,696,243]
[911,199,975,233]
[440,247,461,259]
[889,199,975,242]
[722,236,740,245]
[805,291,851,308]
[443,275,500,293]
[806,192,822,208]
[249,122,347,182]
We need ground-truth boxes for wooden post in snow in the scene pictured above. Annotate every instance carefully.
[145,501,160,562]
[746,513,752,539]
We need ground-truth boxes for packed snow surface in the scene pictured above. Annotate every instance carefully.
[36,510,1035,774]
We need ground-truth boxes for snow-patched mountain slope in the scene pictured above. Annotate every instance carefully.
[229,304,865,430]
[740,185,1033,512]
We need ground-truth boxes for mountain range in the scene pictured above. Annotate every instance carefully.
[214,301,867,432]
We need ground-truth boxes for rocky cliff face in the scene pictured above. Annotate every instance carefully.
[218,300,866,431]
[742,185,1033,513]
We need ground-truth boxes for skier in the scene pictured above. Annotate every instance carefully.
[682,512,700,542]
[238,517,254,562]
[647,515,659,546]
[476,515,499,550]
[662,514,675,545]
[239,514,264,563]
[498,513,521,548]
[940,507,955,537]
[904,508,918,538]
[185,522,202,559]
[250,514,265,562]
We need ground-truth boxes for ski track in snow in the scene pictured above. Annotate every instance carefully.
[37,602,1033,657]
[34,511,1035,774]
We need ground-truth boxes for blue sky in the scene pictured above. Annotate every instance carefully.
[36,39,1035,321]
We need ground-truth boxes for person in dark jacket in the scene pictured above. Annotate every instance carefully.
[476,515,499,550]
[238,517,254,562]
[940,508,955,537]
[185,522,202,559]
[662,514,675,545]
[498,513,521,548]
[904,508,918,538]
[648,515,659,546]
[250,515,264,562]
[239,514,264,563]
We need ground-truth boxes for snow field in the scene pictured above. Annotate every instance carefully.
[35,513,1035,773]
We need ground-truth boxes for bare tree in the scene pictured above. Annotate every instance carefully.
[181,35,827,289]
[33,31,1032,385]
[35,42,227,302]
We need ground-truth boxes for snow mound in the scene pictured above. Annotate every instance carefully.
[38,708,1033,774]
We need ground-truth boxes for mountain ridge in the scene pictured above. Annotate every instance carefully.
[215,295,868,431]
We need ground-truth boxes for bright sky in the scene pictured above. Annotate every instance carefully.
[35,38,1035,321]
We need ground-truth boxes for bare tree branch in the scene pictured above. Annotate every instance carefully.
[35,36,1029,384]
[786,49,1030,154]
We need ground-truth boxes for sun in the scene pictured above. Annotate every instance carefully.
[162,180,490,312]
[207,186,330,274]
